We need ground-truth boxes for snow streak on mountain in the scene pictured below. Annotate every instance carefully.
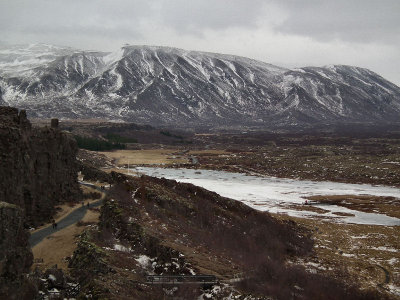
[1,44,399,127]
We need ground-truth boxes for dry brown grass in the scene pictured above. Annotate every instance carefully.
[283,204,330,214]
[306,194,400,219]
[100,149,238,167]
[31,186,104,233]
[273,212,400,295]
[80,184,98,193]
[31,209,101,272]
[188,149,229,155]
[161,240,239,280]
[101,149,189,165]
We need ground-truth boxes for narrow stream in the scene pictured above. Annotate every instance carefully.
[133,167,400,226]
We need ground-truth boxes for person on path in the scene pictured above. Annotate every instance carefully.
[52,219,56,229]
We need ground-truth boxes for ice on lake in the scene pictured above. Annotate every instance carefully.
[133,167,400,226]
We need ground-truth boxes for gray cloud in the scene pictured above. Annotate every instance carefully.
[158,0,268,34]
[275,0,400,44]
[0,1,148,34]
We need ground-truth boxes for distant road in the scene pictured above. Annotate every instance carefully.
[29,182,105,247]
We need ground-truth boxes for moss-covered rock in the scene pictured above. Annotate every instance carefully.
[69,230,109,281]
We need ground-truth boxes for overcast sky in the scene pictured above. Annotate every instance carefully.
[1,0,399,85]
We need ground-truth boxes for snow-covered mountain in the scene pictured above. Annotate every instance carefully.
[1,43,399,128]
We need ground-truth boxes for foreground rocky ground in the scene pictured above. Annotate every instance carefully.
[68,169,389,299]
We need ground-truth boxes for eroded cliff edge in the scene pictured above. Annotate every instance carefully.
[0,106,81,226]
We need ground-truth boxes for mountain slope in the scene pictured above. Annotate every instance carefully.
[1,44,399,127]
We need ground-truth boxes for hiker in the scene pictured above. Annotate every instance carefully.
[54,222,58,229]
[52,219,56,229]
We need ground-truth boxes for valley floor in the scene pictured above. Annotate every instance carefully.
[89,137,400,298]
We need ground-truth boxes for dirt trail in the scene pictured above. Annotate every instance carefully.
[32,210,100,271]
[29,197,103,247]
[30,182,106,271]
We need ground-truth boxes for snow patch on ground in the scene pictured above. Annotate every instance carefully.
[342,253,356,257]
[369,246,398,253]
[135,255,152,269]
[388,258,398,265]
[388,284,400,296]
[48,274,56,281]
[113,244,132,252]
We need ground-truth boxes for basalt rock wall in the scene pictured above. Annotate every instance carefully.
[0,106,82,226]
[0,202,34,299]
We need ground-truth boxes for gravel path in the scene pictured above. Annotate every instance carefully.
[29,182,105,247]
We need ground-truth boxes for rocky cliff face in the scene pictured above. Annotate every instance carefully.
[0,106,82,298]
[0,202,34,299]
[0,106,81,226]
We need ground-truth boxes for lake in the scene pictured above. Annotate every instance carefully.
[132,167,400,226]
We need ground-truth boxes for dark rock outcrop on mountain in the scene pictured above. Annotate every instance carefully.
[0,44,399,128]
[0,202,35,300]
[0,106,81,226]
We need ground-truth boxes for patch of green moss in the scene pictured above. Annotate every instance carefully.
[0,202,18,209]
[69,230,109,278]
[144,185,194,211]
[99,198,124,230]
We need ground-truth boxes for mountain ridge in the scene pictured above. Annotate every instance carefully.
[0,43,399,128]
